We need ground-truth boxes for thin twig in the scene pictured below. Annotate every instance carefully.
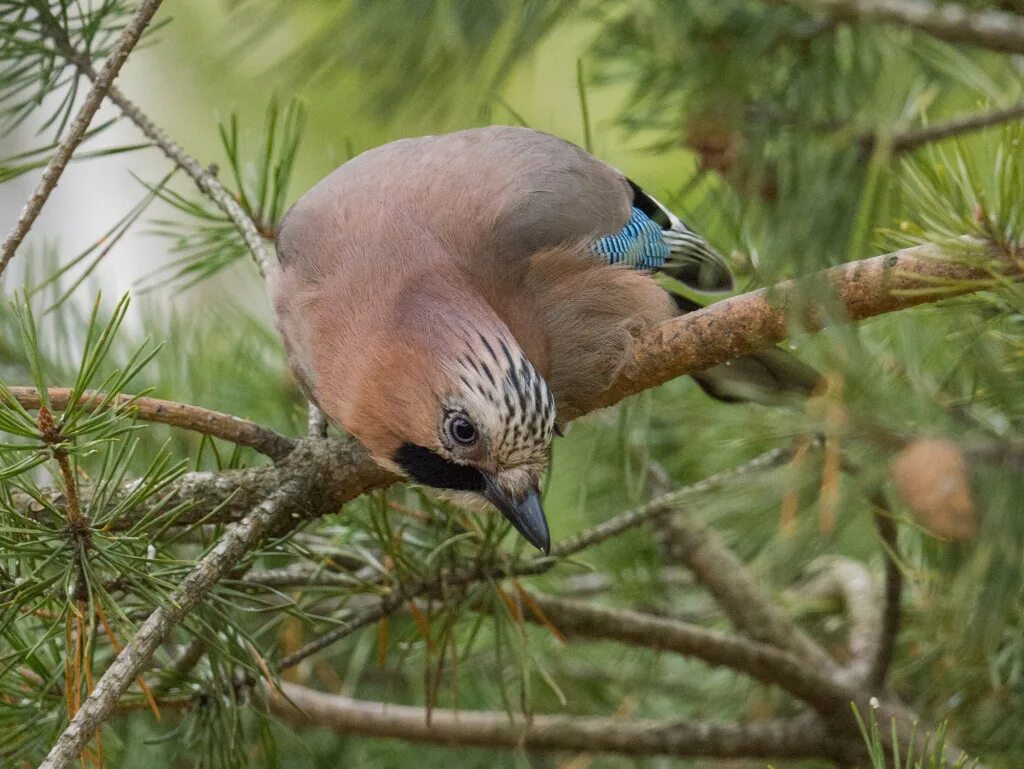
[242,565,371,589]
[868,493,903,689]
[550,445,795,559]
[274,445,793,670]
[0,0,164,277]
[771,0,1024,55]
[271,682,838,761]
[9,386,295,460]
[34,15,272,275]
[275,557,553,671]
[863,102,1024,156]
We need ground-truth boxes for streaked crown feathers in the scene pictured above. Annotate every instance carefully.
[446,327,556,467]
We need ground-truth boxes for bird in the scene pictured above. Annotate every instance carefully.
[269,126,819,554]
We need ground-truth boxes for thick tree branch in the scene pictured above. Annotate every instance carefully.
[771,0,1024,54]
[0,0,164,277]
[270,682,839,761]
[8,386,295,460]
[9,243,1013,536]
[600,240,1009,408]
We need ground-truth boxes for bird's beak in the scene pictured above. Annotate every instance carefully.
[483,477,550,554]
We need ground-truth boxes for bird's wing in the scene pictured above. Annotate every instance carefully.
[614,180,735,292]
[475,128,733,292]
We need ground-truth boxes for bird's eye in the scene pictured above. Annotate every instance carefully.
[447,415,478,446]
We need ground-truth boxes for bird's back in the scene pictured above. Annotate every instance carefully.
[275,125,634,275]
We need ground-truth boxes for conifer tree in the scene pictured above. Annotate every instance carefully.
[1,2,1023,767]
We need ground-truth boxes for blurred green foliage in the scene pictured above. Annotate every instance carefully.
[3,1,1024,768]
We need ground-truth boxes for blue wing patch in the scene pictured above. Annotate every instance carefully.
[590,207,670,271]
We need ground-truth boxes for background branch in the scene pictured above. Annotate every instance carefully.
[772,0,1024,54]
[863,102,1024,155]
[657,493,843,678]
[795,557,880,680]
[270,682,841,761]
[525,591,849,712]
[869,494,904,688]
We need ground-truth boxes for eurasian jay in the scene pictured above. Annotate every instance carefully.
[270,126,818,553]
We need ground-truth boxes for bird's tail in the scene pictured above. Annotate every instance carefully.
[669,294,822,406]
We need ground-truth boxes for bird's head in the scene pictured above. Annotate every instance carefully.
[375,325,557,553]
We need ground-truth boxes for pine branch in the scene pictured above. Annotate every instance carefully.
[270,682,840,761]
[524,592,967,766]
[8,386,296,460]
[863,102,1024,156]
[770,0,1024,55]
[37,470,321,769]
[8,436,383,532]
[657,496,845,679]
[0,0,164,277]
[34,13,273,275]
[599,239,1015,408]
[274,554,554,671]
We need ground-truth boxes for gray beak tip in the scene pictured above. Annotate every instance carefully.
[485,482,551,554]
